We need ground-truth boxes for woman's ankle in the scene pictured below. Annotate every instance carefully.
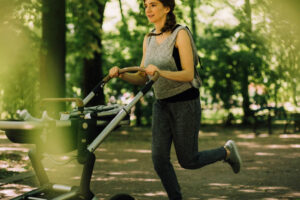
[224,146,230,160]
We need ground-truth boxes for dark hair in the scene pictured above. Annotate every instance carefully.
[145,0,177,36]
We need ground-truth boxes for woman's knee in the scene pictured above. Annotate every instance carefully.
[178,157,199,170]
[152,154,170,171]
[178,160,194,169]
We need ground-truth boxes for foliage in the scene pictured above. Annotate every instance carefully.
[266,0,300,106]
[196,0,299,124]
[0,0,40,119]
[66,0,108,99]
[0,0,299,125]
[102,1,153,126]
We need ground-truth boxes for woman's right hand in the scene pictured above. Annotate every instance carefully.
[109,66,120,78]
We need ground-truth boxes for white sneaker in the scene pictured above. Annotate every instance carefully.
[224,140,242,173]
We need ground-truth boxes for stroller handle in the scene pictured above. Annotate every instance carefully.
[88,67,159,152]
[102,66,159,84]
[83,66,159,106]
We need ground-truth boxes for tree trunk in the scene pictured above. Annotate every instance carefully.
[189,0,197,43]
[118,0,128,29]
[241,66,252,124]
[241,0,253,125]
[245,0,252,34]
[117,0,142,126]
[40,0,66,112]
[83,0,107,106]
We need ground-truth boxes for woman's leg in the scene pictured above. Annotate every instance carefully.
[152,101,182,200]
[170,98,226,169]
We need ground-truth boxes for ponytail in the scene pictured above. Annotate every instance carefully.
[161,12,176,33]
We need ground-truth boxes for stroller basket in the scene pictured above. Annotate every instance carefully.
[1,104,130,154]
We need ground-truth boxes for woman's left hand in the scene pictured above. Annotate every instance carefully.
[145,64,160,76]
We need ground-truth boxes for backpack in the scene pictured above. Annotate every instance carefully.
[172,24,202,88]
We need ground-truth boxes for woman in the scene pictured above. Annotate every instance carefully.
[109,0,242,199]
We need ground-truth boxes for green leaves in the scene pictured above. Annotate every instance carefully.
[1,0,299,122]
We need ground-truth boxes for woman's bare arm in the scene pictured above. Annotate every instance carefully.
[145,29,194,82]
[110,35,149,85]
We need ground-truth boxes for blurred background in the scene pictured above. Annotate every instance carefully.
[0,0,299,126]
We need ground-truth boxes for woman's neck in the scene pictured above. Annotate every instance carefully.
[154,17,166,33]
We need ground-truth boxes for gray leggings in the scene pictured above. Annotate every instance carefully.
[152,98,226,200]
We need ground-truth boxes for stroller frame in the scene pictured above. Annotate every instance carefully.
[0,67,158,200]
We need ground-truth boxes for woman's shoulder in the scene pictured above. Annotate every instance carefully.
[177,28,189,38]
[143,33,152,50]
[174,25,190,40]
[175,27,191,47]
[143,34,151,46]
[173,24,188,33]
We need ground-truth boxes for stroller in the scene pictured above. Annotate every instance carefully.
[0,67,159,200]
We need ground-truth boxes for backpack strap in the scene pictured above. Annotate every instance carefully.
[172,24,181,32]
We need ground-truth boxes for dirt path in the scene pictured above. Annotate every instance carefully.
[1,125,300,200]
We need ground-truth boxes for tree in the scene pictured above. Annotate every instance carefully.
[198,0,272,124]
[268,0,300,107]
[66,0,107,106]
[0,0,40,118]
[102,0,152,126]
[83,0,107,106]
[40,0,66,101]
[189,0,197,43]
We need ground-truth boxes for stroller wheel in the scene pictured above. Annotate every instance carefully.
[110,193,135,200]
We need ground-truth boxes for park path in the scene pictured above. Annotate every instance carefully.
[1,125,300,200]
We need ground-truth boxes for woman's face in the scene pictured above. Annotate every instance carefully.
[144,0,170,24]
